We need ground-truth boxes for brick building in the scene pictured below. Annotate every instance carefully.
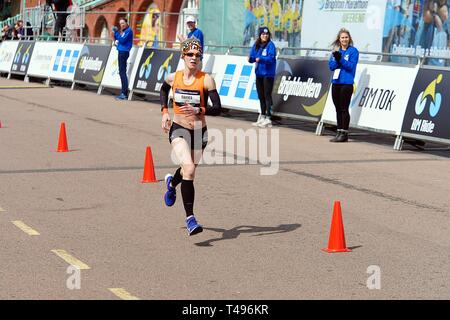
[22,0,188,44]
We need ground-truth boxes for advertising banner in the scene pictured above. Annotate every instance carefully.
[73,44,111,86]
[301,0,387,56]
[100,46,138,90]
[10,41,35,75]
[132,48,181,94]
[401,68,450,141]
[27,41,59,78]
[49,43,83,81]
[383,0,450,66]
[272,57,332,119]
[0,40,19,73]
[74,44,111,85]
[321,62,419,134]
[211,54,260,112]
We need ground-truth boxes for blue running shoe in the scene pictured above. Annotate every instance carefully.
[186,215,203,236]
[164,173,176,206]
[115,93,127,100]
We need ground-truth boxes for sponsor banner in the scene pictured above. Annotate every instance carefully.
[27,41,59,78]
[211,54,260,112]
[74,44,111,85]
[272,57,332,119]
[0,40,19,73]
[10,41,35,75]
[383,1,450,66]
[100,46,138,90]
[321,62,419,134]
[401,68,450,140]
[301,0,386,57]
[132,48,181,94]
[49,43,83,81]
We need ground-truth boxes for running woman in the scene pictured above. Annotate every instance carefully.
[159,38,222,236]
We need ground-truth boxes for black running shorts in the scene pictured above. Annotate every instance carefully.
[169,122,208,150]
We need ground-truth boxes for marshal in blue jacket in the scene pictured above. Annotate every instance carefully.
[328,46,359,85]
[248,40,277,78]
[114,27,133,52]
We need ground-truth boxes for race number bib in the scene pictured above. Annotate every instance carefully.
[333,69,341,80]
[174,88,201,107]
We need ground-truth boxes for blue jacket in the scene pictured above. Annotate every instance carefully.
[249,40,276,78]
[188,28,204,52]
[328,46,359,84]
[114,27,133,52]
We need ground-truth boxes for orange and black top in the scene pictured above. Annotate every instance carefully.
[171,70,207,117]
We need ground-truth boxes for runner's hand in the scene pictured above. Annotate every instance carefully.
[162,113,172,133]
[178,103,199,116]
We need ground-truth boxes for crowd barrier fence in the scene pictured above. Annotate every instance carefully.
[1,40,449,150]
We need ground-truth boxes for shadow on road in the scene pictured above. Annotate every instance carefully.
[195,223,301,247]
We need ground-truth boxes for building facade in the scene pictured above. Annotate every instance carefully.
[20,0,188,45]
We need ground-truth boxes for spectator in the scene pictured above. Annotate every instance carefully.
[248,26,277,128]
[1,24,13,41]
[51,0,72,40]
[112,17,133,100]
[25,21,34,40]
[178,16,204,52]
[14,20,25,40]
[328,28,359,143]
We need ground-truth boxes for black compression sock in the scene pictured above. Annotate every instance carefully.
[181,179,195,217]
[171,167,183,188]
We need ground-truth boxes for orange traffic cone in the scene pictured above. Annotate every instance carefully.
[141,146,157,183]
[57,122,69,152]
[322,201,351,253]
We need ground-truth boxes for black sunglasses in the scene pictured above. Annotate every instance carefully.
[185,52,202,58]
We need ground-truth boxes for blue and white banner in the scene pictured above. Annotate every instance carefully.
[0,40,19,73]
[321,62,419,134]
[48,43,83,81]
[211,55,260,112]
[27,41,59,78]
[301,0,387,56]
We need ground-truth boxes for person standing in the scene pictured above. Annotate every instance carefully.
[328,28,359,143]
[112,17,133,100]
[248,26,277,128]
[159,38,222,236]
[51,0,71,40]
[178,16,204,52]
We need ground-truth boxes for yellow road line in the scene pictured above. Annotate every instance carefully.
[0,85,50,89]
[51,249,91,270]
[11,220,40,236]
[108,288,141,300]
[0,206,5,212]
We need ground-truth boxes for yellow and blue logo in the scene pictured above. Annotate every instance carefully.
[415,74,442,118]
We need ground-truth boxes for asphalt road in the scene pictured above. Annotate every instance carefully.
[1,77,450,300]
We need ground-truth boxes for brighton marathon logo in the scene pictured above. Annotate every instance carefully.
[318,0,369,10]
[277,76,322,101]
[410,74,443,134]
[78,56,103,73]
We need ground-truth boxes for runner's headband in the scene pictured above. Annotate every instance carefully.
[181,38,202,56]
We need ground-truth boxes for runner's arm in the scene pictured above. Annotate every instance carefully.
[202,73,222,116]
[160,72,175,113]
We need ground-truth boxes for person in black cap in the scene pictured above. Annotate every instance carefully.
[248,26,277,127]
